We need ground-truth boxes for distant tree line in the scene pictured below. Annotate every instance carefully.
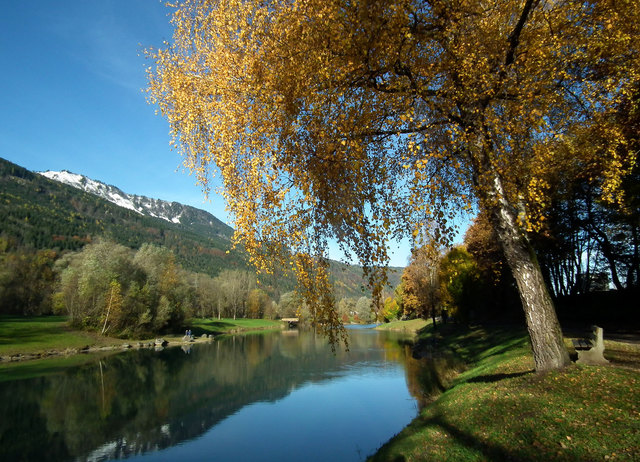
[0,235,382,336]
[385,184,639,325]
[0,238,269,337]
[0,236,58,315]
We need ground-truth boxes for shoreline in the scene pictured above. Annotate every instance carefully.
[0,333,217,363]
[370,325,640,461]
[0,316,286,364]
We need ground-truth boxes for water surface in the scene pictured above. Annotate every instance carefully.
[0,327,450,461]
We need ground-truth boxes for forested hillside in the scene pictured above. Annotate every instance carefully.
[0,157,244,275]
[39,169,234,239]
[0,157,400,304]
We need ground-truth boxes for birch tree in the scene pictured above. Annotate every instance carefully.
[148,0,639,370]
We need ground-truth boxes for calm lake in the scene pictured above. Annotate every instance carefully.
[0,327,455,461]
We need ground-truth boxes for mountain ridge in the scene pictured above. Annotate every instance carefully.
[39,169,233,240]
[0,157,245,277]
[1,157,400,297]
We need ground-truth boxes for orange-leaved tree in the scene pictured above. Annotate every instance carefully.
[402,243,442,323]
[148,0,639,370]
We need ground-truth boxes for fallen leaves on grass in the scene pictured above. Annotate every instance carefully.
[370,328,640,462]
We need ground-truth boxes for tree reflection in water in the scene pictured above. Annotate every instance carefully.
[0,328,461,461]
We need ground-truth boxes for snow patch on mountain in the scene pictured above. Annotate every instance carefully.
[38,169,233,240]
[40,170,143,214]
[40,170,183,223]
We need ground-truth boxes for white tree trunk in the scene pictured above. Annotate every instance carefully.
[488,173,570,371]
[101,288,114,336]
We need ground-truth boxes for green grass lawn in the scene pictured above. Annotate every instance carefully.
[0,316,283,358]
[370,325,640,461]
[0,315,121,357]
[375,318,430,332]
[189,318,283,335]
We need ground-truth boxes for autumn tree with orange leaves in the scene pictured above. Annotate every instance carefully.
[402,243,442,324]
[148,0,639,371]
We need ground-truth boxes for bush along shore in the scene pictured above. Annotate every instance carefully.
[370,324,640,462]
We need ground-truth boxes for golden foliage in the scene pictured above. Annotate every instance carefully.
[148,0,639,342]
[402,242,442,319]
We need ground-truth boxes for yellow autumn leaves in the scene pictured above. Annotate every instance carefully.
[147,0,639,341]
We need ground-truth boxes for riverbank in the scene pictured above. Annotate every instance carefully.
[370,324,640,461]
[0,315,283,363]
[375,318,429,332]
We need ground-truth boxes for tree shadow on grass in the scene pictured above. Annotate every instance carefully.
[429,325,530,363]
[0,324,71,346]
[466,370,534,384]
[190,320,235,336]
[373,411,586,462]
[429,414,531,462]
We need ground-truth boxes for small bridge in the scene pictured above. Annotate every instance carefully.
[281,318,299,328]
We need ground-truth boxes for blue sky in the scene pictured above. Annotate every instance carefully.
[0,2,196,203]
[0,1,470,267]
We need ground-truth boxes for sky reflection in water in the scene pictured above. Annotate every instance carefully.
[1,328,442,462]
[132,363,415,461]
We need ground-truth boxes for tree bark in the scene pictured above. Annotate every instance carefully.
[101,287,114,336]
[488,174,571,371]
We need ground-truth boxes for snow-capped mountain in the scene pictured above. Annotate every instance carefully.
[39,170,233,239]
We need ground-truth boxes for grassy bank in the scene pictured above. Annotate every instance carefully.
[0,315,121,357]
[0,315,283,381]
[375,318,430,332]
[371,325,640,461]
[189,318,283,336]
[0,316,284,358]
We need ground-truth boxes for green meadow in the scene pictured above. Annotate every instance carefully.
[370,324,640,461]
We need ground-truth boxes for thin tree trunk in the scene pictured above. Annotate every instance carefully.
[101,287,114,335]
[629,226,639,287]
[488,174,570,371]
[589,221,624,290]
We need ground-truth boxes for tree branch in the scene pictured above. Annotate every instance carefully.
[355,120,449,138]
[505,0,539,66]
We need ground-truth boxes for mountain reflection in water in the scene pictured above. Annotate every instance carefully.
[0,328,460,462]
